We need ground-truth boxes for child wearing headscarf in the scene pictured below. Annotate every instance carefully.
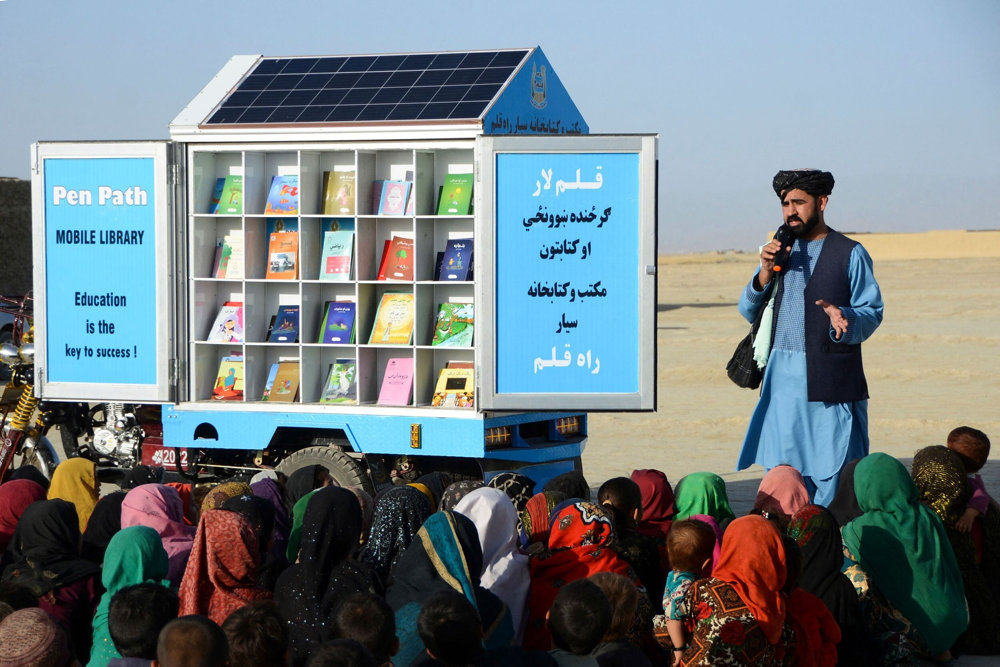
[47,457,99,533]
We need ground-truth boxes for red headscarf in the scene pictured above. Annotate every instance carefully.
[630,469,675,538]
[0,479,47,552]
[177,509,271,625]
[712,515,787,644]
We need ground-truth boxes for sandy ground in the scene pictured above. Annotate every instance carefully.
[582,252,1000,665]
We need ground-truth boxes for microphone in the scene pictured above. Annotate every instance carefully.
[772,224,794,272]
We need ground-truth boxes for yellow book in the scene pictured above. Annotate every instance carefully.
[368,292,415,345]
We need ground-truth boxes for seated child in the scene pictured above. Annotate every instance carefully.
[332,591,399,667]
[156,615,229,667]
[780,535,840,667]
[308,640,378,667]
[946,426,993,533]
[597,477,666,606]
[547,578,612,667]
[109,583,180,666]
[416,590,484,666]
[653,519,715,665]
[588,572,652,667]
[221,600,289,667]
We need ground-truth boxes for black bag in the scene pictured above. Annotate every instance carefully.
[726,278,779,389]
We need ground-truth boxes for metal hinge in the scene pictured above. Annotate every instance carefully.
[169,163,182,187]
[168,358,178,384]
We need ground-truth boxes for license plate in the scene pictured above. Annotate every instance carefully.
[141,444,189,471]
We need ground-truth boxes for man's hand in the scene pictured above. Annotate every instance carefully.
[757,239,785,288]
[955,506,980,533]
[815,299,848,340]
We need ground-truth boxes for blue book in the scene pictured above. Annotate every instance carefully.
[319,301,356,344]
[264,175,299,215]
[437,238,474,281]
[208,177,226,214]
[268,305,300,343]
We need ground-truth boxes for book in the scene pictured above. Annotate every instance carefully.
[217,175,243,215]
[206,301,244,343]
[264,361,300,402]
[213,230,244,279]
[430,302,474,347]
[208,177,226,214]
[320,359,357,404]
[437,238,473,281]
[212,354,244,400]
[318,301,356,344]
[266,231,298,280]
[376,235,414,281]
[264,175,299,215]
[377,357,414,406]
[260,363,280,401]
[321,217,355,234]
[322,169,356,215]
[318,230,354,281]
[368,292,415,345]
[377,180,411,216]
[431,366,474,408]
[437,173,473,215]
[268,305,299,343]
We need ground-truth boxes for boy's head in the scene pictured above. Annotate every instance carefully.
[332,591,398,666]
[946,426,991,473]
[416,590,483,666]
[597,477,644,529]
[109,583,180,659]
[307,639,377,667]
[547,578,612,655]
[666,519,716,575]
[221,600,288,667]
[587,572,638,642]
[155,615,228,667]
[780,534,803,594]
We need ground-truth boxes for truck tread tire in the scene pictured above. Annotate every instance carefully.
[276,446,374,495]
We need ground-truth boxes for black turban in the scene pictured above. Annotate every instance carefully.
[772,169,835,198]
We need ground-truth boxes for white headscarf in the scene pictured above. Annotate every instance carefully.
[453,486,530,640]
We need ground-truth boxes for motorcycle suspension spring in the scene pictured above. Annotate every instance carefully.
[10,386,39,431]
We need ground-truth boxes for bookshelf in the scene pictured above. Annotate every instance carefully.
[188,145,475,409]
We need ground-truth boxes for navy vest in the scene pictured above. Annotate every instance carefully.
[773,229,869,403]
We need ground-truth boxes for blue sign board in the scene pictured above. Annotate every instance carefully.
[43,157,158,385]
[495,152,640,395]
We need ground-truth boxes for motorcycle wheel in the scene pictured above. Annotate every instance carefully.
[3,427,60,480]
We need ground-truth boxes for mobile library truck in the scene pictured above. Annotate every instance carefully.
[30,47,657,490]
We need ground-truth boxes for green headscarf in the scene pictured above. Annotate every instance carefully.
[87,525,171,667]
[842,453,968,655]
[672,472,736,524]
[286,488,321,563]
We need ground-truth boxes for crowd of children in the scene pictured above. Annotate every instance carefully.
[0,426,997,666]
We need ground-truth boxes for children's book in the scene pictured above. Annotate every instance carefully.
[213,230,244,279]
[208,177,226,214]
[322,169,356,215]
[212,354,244,400]
[377,180,411,216]
[376,235,414,281]
[368,292,415,345]
[318,301,356,344]
[265,361,300,402]
[268,305,300,343]
[266,230,298,280]
[206,301,244,343]
[318,230,354,281]
[437,173,473,215]
[437,238,473,281]
[217,175,243,215]
[431,366,474,408]
[260,362,280,401]
[431,302,474,347]
[264,175,299,215]
[320,359,357,404]
[377,357,414,406]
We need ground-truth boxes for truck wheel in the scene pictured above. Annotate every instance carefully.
[276,446,374,495]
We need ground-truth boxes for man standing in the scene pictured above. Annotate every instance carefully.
[737,169,884,505]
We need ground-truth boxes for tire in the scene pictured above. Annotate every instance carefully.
[5,431,60,480]
[276,446,374,495]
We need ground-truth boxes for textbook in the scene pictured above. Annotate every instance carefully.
[264,175,299,215]
[430,302,474,347]
[268,305,299,343]
[216,175,243,215]
[437,238,473,281]
[368,292,414,345]
[377,357,414,406]
[318,301,356,344]
[437,173,473,215]
[318,230,354,281]
[377,180,411,216]
[265,231,298,280]
[376,235,414,281]
[208,177,226,214]
[320,359,357,404]
[322,169,356,215]
[212,354,244,400]
[431,366,474,408]
[213,230,244,279]
[206,301,244,343]
[262,361,299,402]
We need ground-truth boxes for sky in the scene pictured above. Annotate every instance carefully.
[1,0,997,253]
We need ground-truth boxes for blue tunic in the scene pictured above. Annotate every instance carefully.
[737,237,884,482]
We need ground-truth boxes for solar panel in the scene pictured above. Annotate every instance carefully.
[204,49,530,126]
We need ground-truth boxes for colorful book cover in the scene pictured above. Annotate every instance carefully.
[431,367,474,408]
[212,354,244,400]
[208,177,226,214]
[437,173,473,215]
[377,357,414,406]
[431,302,474,347]
[266,218,299,236]
[377,235,414,281]
[206,301,244,343]
[377,180,411,216]
[266,361,300,402]
[322,169,356,215]
[268,305,300,343]
[319,230,354,281]
[368,292,415,345]
[217,175,243,215]
[265,231,298,280]
[211,238,225,278]
[320,359,357,404]
[437,238,474,281]
[319,302,356,344]
[264,175,300,215]
[260,362,280,401]
[223,231,245,280]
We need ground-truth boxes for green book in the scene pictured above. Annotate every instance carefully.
[437,173,473,215]
[217,175,243,215]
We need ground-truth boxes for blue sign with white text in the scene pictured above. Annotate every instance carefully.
[43,157,157,384]
[495,152,640,395]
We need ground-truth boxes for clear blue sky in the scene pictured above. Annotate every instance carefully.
[1,0,996,252]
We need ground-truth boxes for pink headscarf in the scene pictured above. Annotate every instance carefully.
[120,483,196,586]
[688,513,723,576]
[754,465,810,519]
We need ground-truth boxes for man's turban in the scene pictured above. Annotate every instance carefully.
[772,169,835,198]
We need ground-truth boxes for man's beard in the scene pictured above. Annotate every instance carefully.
[788,208,821,238]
